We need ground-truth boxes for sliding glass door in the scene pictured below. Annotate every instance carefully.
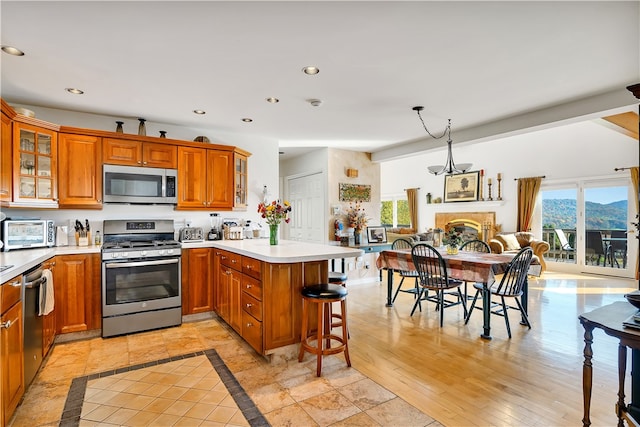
[541,177,636,278]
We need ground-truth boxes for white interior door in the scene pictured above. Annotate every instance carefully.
[287,172,325,243]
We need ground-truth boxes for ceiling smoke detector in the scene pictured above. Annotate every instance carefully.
[308,99,322,107]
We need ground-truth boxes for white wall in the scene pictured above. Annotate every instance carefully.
[380,120,639,234]
[5,104,280,236]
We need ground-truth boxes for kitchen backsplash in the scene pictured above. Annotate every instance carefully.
[3,205,264,242]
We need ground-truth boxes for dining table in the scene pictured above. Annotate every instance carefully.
[376,248,542,340]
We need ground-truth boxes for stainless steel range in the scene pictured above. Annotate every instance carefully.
[101,219,182,338]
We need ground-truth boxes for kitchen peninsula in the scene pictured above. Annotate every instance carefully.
[182,239,362,356]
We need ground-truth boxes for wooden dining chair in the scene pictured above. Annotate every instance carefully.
[411,244,467,327]
[464,247,533,338]
[459,239,491,299]
[391,238,420,304]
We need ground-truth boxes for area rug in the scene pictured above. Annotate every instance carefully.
[58,348,268,427]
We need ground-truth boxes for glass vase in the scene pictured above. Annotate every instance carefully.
[447,245,459,255]
[354,229,361,245]
[269,224,279,245]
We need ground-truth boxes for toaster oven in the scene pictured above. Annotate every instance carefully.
[1,219,55,251]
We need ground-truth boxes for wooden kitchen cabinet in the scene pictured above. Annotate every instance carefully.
[176,147,233,210]
[11,120,58,207]
[0,106,12,204]
[54,254,101,334]
[182,248,215,315]
[1,274,24,427]
[41,260,56,358]
[58,133,103,209]
[218,250,243,333]
[233,151,249,210]
[103,138,177,168]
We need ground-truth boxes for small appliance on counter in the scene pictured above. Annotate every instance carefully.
[208,213,223,240]
[1,218,55,251]
[223,218,243,240]
[178,227,204,242]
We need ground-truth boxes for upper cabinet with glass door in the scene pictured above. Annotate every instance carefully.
[233,150,249,210]
[12,121,58,207]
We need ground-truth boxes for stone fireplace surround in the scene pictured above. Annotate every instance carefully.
[435,212,497,242]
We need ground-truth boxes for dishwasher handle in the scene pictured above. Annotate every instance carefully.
[24,275,46,289]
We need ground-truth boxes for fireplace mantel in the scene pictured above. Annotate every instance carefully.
[435,212,498,242]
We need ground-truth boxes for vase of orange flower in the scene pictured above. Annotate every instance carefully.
[258,199,292,245]
[347,202,368,245]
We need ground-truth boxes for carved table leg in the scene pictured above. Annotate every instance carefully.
[617,344,628,427]
[582,321,595,427]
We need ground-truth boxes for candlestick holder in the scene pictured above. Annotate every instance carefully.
[487,182,493,201]
[497,176,502,201]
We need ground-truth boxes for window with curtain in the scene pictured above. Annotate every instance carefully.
[380,197,410,227]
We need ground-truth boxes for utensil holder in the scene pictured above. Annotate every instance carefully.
[75,231,90,247]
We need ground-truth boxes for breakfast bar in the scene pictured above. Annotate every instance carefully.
[188,239,363,356]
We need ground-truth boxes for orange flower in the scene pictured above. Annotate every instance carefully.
[258,200,292,225]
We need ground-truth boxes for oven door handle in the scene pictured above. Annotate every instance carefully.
[105,258,180,269]
[24,276,46,289]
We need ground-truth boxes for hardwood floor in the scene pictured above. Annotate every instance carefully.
[346,271,637,426]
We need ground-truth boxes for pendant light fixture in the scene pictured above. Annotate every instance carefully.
[412,106,472,175]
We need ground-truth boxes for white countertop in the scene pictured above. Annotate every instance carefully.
[0,244,100,283]
[182,239,363,263]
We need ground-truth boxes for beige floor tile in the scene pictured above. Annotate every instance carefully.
[105,391,138,407]
[150,412,181,426]
[164,399,197,417]
[103,407,138,424]
[299,389,362,426]
[328,411,383,426]
[337,378,396,410]
[197,389,229,405]
[179,388,209,402]
[120,394,156,410]
[365,397,435,427]
[82,404,120,422]
[218,394,238,408]
[122,410,161,426]
[183,401,217,420]
[107,378,137,392]
[159,385,189,400]
[248,382,296,413]
[140,382,172,397]
[84,389,120,405]
[123,379,154,395]
[173,416,204,426]
[175,375,204,388]
[157,373,184,386]
[227,409,250,427]
[144,396,177,413]
[192,377,221,391]
[81,401,101,417]
[264,403,320,427]
[205,406,238,423]
[280,374,333,402]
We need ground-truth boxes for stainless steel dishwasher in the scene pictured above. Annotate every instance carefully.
[23,264,45,387]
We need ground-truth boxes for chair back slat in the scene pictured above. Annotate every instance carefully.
[411,244,452,290]
[392,238,412,250]
[494,247,533,297]
[459,239,491,253]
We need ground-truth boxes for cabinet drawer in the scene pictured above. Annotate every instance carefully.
[242,256,261,280]
[242,310,263,354]
[1,274,22,314]
[241,291,262,321]
[242,275,262,300]
[220,251,242,270]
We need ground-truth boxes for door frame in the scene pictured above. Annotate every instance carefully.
[283,169,327,242]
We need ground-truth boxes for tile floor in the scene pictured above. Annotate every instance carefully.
[10,316,441,427]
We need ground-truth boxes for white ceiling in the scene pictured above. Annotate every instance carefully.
[1,1,638,160]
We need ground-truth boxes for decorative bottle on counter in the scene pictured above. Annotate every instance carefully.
[94,231,101,246]
[137,118,146,136]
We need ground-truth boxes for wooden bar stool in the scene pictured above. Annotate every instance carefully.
[299,283,351,376]
[328,272,348,333]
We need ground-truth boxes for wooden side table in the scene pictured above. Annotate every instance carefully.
[579,301,640,426]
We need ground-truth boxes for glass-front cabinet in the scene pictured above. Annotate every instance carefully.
[13,122,57,206]
[234,152,247,209]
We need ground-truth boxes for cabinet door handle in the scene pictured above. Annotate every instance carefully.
[1,316,19,329]
[138,161,142,164]
[9,280,21,287]
[246,303,252,308]
[246,284,252,289]
[246,322,253,328]
[143,161,147,165]
[245,265,251,269]
[231,259,237,263]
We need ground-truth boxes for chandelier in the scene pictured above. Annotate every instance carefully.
[412,106,472,175]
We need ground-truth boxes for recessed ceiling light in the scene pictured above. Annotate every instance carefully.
[65,88,84,95]
[1,46,24,56]
[242,118,253,123]
[266,97,279,103]
[302,66,319,75]
[193,109,206,115]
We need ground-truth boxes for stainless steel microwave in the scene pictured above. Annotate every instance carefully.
[103,165,177,204]
[1,219,55,251]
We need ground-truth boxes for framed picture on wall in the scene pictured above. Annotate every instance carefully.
[367,226,387,243]
[444,171,480,202]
